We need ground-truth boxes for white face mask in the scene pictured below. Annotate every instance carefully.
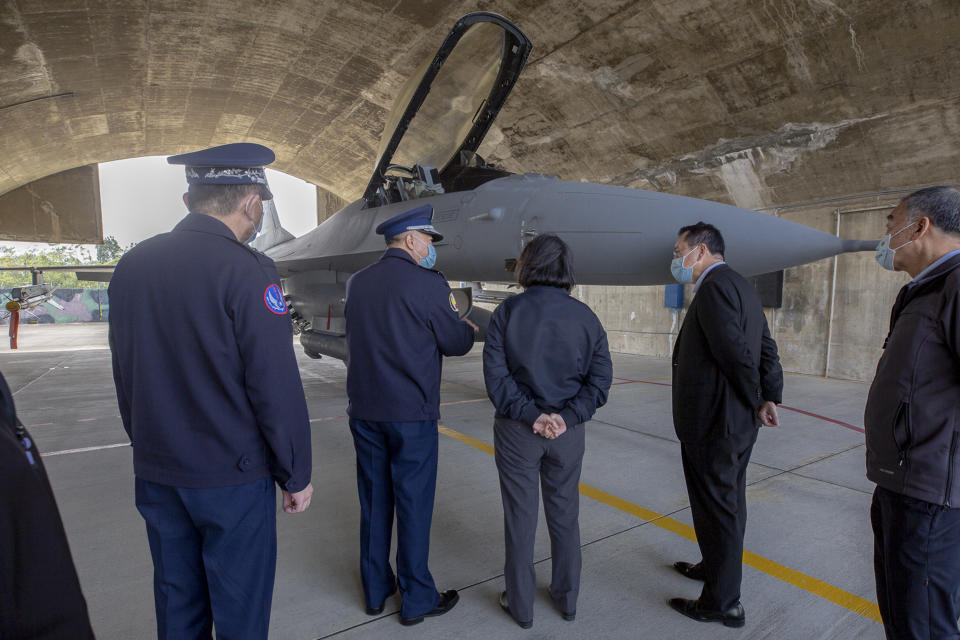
[875,221,918,271]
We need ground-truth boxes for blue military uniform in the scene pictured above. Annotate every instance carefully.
[345,205,474,622]
[108,143,311,639]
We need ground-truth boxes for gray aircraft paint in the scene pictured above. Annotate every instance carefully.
[267,172,873,349]
[256,13,875,359]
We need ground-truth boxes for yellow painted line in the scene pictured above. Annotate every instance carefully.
[437,423,882,624]
[439,424,494,455]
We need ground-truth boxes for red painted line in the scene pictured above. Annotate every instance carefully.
[310,415,347,423]
[626,380,865,432]
[779,405,865,434]
[77,418,97,422]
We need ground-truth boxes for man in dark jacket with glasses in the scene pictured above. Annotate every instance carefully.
[865,185,960,640]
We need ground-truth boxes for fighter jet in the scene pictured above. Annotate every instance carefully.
[250,11,874,361]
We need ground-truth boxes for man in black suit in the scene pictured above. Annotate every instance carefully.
[667,222,783,628]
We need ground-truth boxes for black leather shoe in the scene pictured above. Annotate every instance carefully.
[673,560,705,581]
[365,585,398,615]
[499,591,532,629]
[399,590,460,626]
[668,597,745,628]
[549,594,576,621]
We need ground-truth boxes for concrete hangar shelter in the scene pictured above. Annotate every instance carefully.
[1,1,957,638]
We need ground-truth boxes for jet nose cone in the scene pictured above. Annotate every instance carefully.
[524,181,865,285]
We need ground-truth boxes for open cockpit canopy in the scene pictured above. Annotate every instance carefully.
[362,12,532,208]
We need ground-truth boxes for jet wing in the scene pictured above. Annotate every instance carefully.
[0,265,115,282]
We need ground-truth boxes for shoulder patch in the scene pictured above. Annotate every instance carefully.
[449,292,459,313]
[264,284,287,315]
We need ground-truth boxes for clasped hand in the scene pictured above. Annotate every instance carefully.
[533,413,567,439]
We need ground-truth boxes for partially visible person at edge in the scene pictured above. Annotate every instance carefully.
[108,143,313,639]
[344,204,478,626]
[667,221,783,629]
[0,369,95,639]
[865,185,960,640]
[483,233,612,629]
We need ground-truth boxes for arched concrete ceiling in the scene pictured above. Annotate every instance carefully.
[1,0,957,211]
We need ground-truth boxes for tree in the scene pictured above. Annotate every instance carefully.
[0,236,132,289]
[96,236,124,263]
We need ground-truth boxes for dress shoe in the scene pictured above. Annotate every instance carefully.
[668,597,745,628]
[499,591,532,629]
[399,589,459,626]
[365,585,398,615]
[673,560,705,581]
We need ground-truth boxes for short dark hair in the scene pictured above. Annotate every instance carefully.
[386,232,407,246]
[516,234,575,291]
[186,183,265,215]
[678,221,725,257]
[901,186,960,235]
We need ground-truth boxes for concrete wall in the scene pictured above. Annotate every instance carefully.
[316,186,348,223]
[575,190,915,382]
[0,165,102,243]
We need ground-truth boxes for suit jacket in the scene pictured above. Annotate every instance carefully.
[672,264,783,442]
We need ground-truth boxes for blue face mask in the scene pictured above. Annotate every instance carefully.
[875,221,917,271]
[414,237,437,269]
[670,247,697,283]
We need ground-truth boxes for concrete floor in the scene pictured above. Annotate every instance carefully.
[2,324,883,639]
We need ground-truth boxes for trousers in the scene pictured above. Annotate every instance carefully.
[349,419,442,618]
[680,426,758,611]
[494,417,585,623]
[872,485,960,639]
[135,476,277,640]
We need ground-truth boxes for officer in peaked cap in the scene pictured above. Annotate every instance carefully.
[344,203,478,625]
[108,143,313,639]
[374,205,445,242]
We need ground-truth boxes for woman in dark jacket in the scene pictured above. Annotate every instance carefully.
[482,234,612,629]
